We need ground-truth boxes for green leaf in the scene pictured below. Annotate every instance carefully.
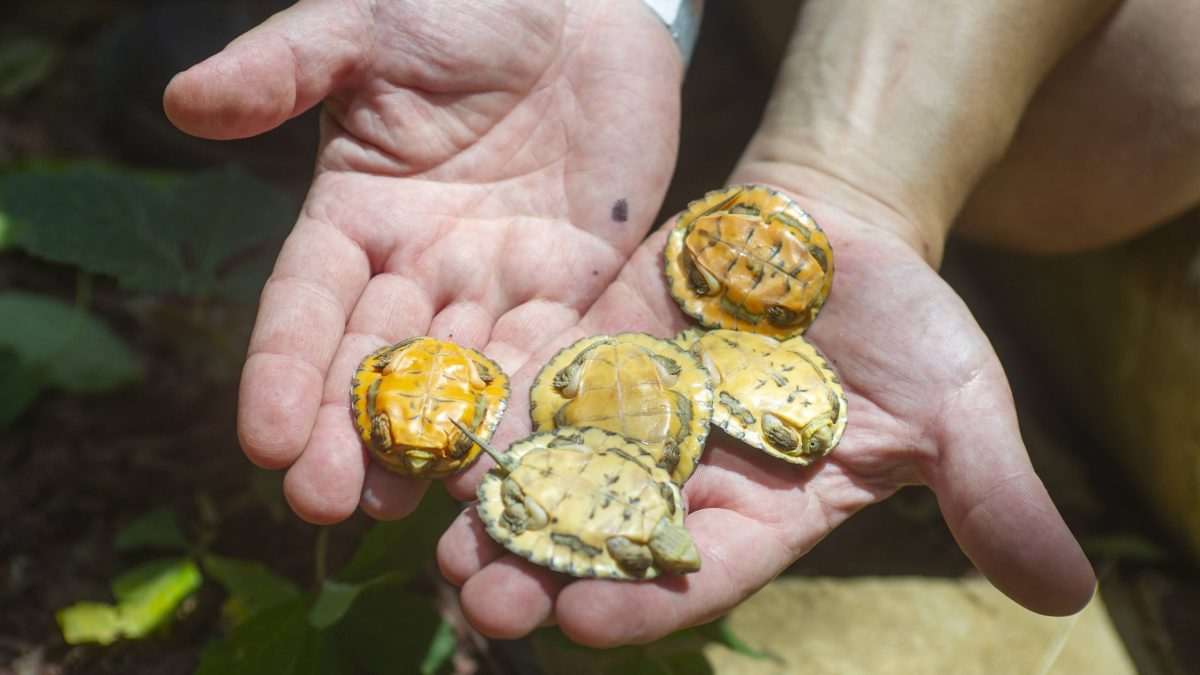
[305,567,414,630]
[167,166,297,301]
[693,620,773,660]
[335,489,457,584]
[1,167,170,288]
[307,579,366,629]
[114,508,190,552]
[531,622,742,675]
[202,554,301,623]
[56,557,202,645]
[0,164,298,301]
[329,582,442,675]
[0,290,140,425]
[197,596,353,675]
[419,617,457,675]
[56,602,123,646]
[110,557,202,638]
[0,37,60,101]
[1081,533,1173,564]
[0,208,14,249]
[0,290,141,395]
[640,652,713,675]
[531,627,644,674]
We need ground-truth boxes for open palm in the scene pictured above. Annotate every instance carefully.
[438,190,1096,645]
[164,0,682,522]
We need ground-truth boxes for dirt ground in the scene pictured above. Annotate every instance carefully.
[1,1,1197,673]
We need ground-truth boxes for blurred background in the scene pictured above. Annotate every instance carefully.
[1,0,1196,673]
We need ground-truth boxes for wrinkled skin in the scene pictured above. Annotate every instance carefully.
[165,0,682,522]
[436,177,1094,644]
[165,0,1131,650]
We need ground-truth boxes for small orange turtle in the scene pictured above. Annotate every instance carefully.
[351,337,509,478]
[664,184,833,338]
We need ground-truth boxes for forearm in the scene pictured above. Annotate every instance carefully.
[733,0,1120,265]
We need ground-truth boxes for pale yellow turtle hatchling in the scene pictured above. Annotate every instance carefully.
[453,421,701,580]
[351,337,509,477]
[681,328,847,465]
[529,333,712,485]
[664,184,834,338]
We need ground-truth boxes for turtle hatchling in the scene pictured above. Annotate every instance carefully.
[530,333,712,485]
[686,329,847,465]
[456,421,701,580]
[664,184,833,338]
[351,337,509,478]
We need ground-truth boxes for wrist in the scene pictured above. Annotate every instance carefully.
[735,0,1121,267]
[732,154,949,269]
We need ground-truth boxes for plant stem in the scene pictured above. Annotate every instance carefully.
[63,272,93,347]
[315,526,330,585]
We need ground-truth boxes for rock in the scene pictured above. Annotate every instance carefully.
[705,576,1135,675]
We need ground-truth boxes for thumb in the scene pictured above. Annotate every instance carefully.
[928,363,1096,616]
[163,0,369,140]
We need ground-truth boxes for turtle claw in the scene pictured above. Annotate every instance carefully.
[761,412,799,453]
[606,536,653,576]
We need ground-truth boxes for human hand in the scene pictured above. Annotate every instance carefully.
[436,171,1095,645]
[163,0,683,522]
[420,0,1097,642]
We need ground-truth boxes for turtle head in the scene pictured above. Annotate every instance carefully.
[449,418,515,473]
[799,417,837,459]
[761,411,838,462]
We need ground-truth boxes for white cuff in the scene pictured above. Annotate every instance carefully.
[641,0,703,66]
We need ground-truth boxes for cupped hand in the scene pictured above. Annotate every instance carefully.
[436,174,1095,645]
[163,0,682,523]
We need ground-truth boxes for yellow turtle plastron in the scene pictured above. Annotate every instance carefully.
[351,337,509,478]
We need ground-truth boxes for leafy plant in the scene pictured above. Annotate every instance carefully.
[56,486,461,675]
[56,509,199,645]
[0,161,301,423]
[0,163,299,302]
[202,555,302,624]
[0,288,141,424]
[196,489,459,675]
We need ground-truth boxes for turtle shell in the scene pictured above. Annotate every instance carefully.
[351,337,509,477]
[670,325,708,352]
[476,427,700,580]
[688,329,846,465]
[664,184,833,338]
[529,333,712,484]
